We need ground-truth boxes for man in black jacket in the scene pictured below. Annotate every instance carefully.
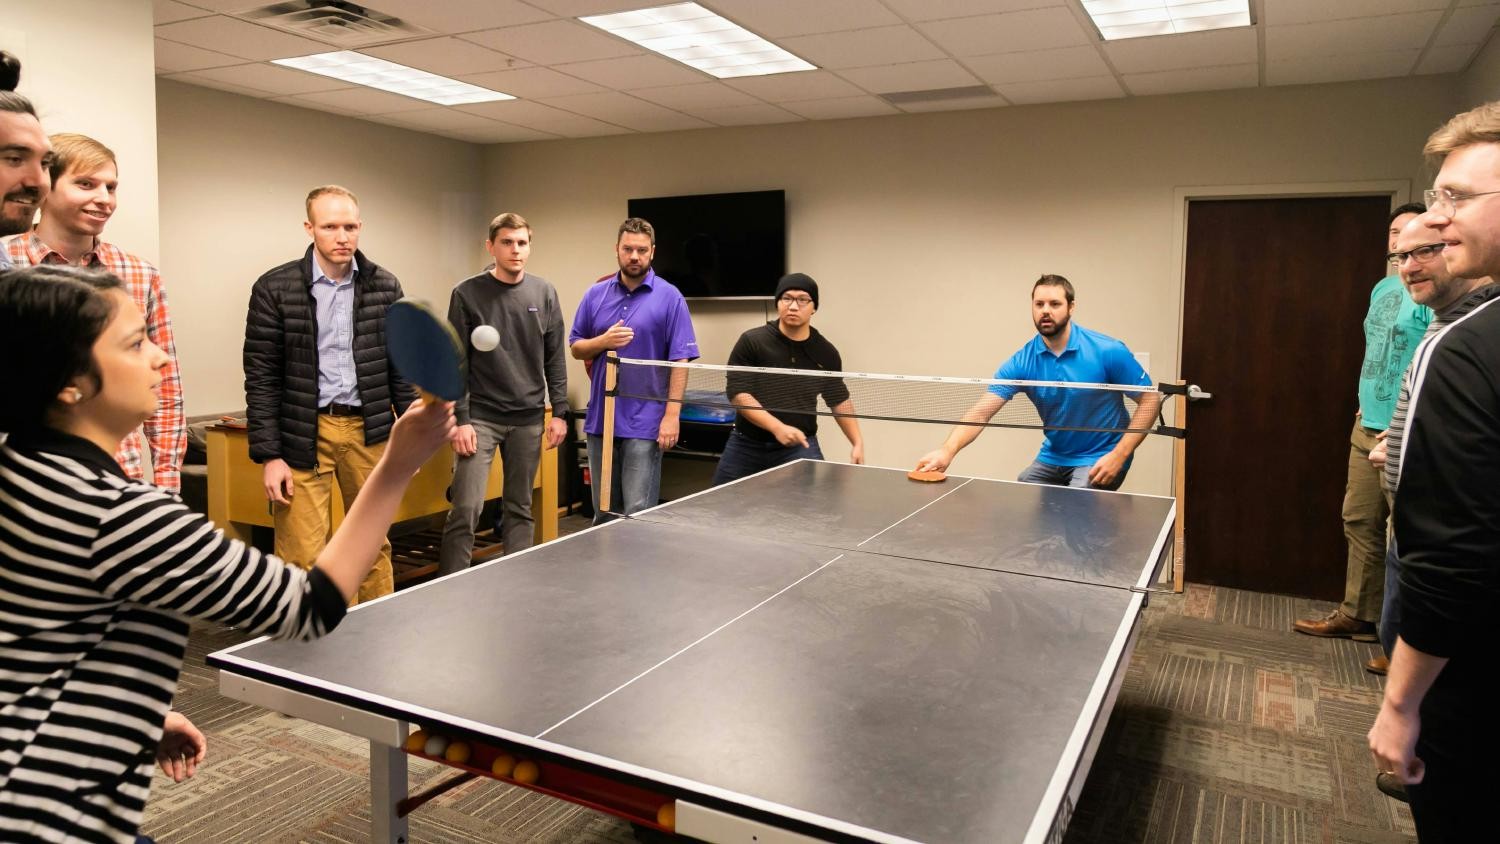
[711,273,864,485]
[1368,102,1500,840]
[243,185,413,603]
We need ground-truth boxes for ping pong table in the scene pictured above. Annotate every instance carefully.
[208,460,1175,844]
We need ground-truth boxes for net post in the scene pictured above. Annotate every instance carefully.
[1172,380,1187,593]
[600,352,619,515]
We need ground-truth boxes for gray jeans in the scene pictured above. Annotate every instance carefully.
[439,419,544,575]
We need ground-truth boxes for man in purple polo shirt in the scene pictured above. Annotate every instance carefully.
[570,217,698,522]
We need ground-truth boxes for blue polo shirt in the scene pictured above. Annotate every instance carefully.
[989,324,1152,467]
[570,269,699,439]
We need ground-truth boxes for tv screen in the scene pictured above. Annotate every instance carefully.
[627,190,785,299]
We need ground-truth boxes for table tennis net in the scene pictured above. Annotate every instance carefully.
[609,357,1175,436]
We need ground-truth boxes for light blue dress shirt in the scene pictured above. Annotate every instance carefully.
[310,255,361,407]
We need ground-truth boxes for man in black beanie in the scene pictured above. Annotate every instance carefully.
[711,273,865,484]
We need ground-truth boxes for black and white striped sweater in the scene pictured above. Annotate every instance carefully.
[1,428,346,843]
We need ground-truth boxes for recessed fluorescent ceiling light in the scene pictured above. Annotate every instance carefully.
[1082,0,1251,41]
[579,2,815,79]
[273,51,514,105]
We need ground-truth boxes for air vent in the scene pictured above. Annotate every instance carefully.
[878,85,998,106]
[238,1,431,47]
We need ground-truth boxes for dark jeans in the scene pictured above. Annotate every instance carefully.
[711,430,823,486]
[1379,539,1401,656]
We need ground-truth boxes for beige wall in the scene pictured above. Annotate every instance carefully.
[485,76,1457,495]
[155,79,487,415]
[1461,31,1500,109]
[2,0,159,261]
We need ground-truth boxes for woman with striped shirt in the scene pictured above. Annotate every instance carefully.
[0,265,454,843]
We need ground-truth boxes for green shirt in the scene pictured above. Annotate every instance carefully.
[1358,274,1431,429]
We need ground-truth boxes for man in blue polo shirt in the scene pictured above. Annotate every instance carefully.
[916,274,1159,489]
[570,217,698,522]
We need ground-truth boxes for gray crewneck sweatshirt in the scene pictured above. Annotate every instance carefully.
[446,270,569,425]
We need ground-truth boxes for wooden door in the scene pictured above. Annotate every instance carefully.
[1182,196,1390,599]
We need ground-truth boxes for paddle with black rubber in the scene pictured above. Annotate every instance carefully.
[386,298,466,406]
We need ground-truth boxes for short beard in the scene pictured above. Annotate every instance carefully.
[620,263,648,279]
[0,209,35,237]
[1035,314,1069,336]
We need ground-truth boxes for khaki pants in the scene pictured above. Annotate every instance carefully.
[273,415,392,604]
[1340,420,1388,622]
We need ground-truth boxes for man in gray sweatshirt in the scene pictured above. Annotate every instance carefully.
[439,212,568,572]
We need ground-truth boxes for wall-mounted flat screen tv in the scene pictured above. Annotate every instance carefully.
[626,190,785,299]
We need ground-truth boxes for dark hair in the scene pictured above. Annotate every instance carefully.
[1,51,38,118]
[0,266,123,433]
[617,217,656,245]
[1032,273,1075,304]
[1389,202,1426,225]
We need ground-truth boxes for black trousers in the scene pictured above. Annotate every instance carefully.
[1405,653,1498,842]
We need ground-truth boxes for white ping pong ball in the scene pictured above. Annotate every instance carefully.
[471,325,500,352]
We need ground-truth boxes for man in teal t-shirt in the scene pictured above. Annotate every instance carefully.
[1295,203,1432,641]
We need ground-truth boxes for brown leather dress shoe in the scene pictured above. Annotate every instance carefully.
[1293,610,1379,641]
[1365,655,1389,675]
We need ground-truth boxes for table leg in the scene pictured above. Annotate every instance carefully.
[371,740,409,844]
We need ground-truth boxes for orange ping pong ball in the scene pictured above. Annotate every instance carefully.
[404,729,428,753]
[513,760,540,784]
[491,754,516,777]
[657,802,676,829]
[445,741,472,764]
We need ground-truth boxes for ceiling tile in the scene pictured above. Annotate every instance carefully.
[993,75,1123,105]
[558,54,706,88]
[917,8,1090,56]
[154,16,330,61]
[459,98,633,136]
[287,87,435,115]
[154,38,245,72]
[777,95,900,119]
[1434,5,1500,47]
[963,45,1110,84]
[538,91,713,131]
[356,0,555,33]
[1262,0,1448,26]
[687,103,804,126]
[629,82,763,110]
[523,0,651,14]
[461,20,642,65]
[779,26,946,69]
[531,115,634,137]
[1265,12,1445,61]
[1416,43,1480,74]
[161,0,266,10]
[164,74,274,99]
[268,95,363,117]
[1102,27,1258,74]
[1265,48,1421,85]
[1123,63,1258,96]
[705,0,902,37]
[368,108,511,132]
[169,62,352,96]
[895,92,1009,113]
[362,38,530,77]
[881,0,1068,23]
[723,70,866,102]
[153,0,212,25]
[444,123,564,143]
[837,59,981,93]
[458,67,606,98]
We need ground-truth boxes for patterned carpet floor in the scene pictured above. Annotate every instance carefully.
[142,558,1413,843]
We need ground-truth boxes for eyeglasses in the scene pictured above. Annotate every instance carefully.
[1424,187,1500,216]
[778,295,813,308]
[1386,242,1446,265]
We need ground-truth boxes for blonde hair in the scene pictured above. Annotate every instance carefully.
[47,133,115,186]
[488,212,531,241]
[1425,101,1500,165]
[305,185,359,220]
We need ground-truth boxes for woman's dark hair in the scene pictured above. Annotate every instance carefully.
[0,265,123,433]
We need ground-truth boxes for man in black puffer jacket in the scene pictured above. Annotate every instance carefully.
[243,185,413,603]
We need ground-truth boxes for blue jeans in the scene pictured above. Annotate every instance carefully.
[1016,459,1126,491]
[586,435,662,524]
[710,430,823,486]
[1380,538,1401,656]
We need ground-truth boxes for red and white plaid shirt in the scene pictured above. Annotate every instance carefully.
[3,233,187,491]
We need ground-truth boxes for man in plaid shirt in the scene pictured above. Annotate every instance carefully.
[0,132,185,491]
